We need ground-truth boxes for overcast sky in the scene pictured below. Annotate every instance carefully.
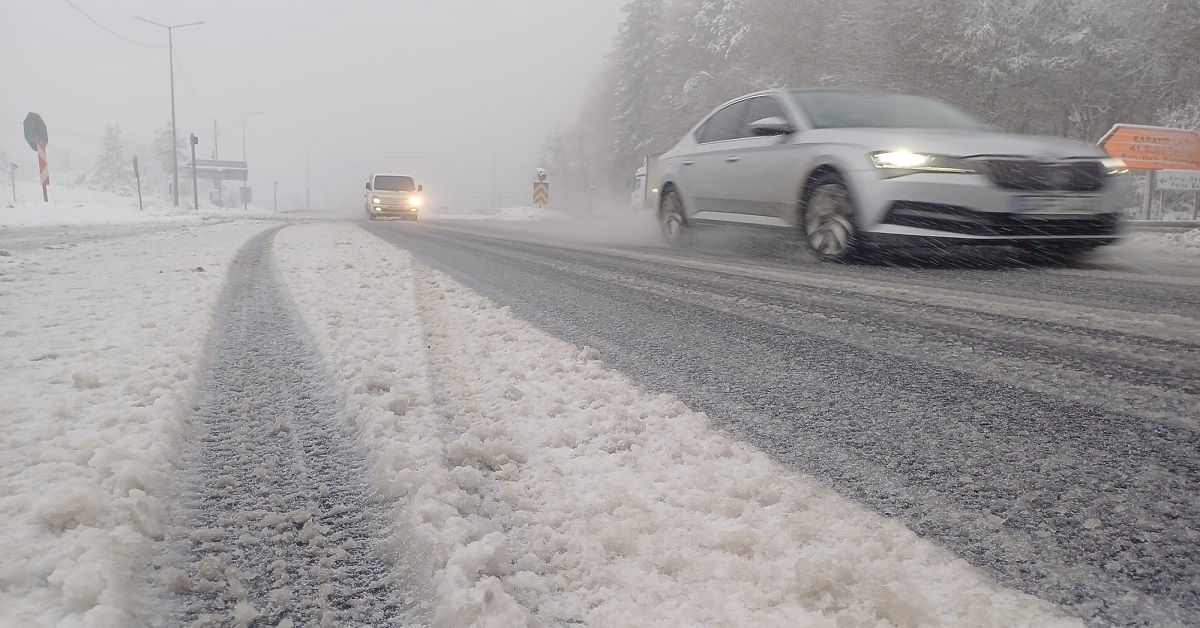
[0,0,626,211]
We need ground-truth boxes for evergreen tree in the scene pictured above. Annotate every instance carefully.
[611,0,667,159]
[153,123,193,202]
[545,0,1200,206]
[90,125,133,195]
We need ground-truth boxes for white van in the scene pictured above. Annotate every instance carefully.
[365,173,423,220]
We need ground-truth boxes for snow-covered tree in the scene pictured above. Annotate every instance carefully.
[153,123,193,202]
[610,0,667,159]
[691,0,749,60]
[90,125,134,195]
[545,0,1200,205]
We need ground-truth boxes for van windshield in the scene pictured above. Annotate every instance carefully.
[373,176,416,192]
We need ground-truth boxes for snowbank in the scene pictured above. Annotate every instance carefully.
[1131,228,1200,252]
[494,206,562,221]
[0,220,273,626]
[1,181,275,227]
[274,223,1082,628]
[431,206,564,222]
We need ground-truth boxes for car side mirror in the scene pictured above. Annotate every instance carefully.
[750,117,795,137]
[418,185,423,192]
[365,182,371,190]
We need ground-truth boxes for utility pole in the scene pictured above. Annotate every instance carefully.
[190,134,199,210]
[212,119,221,206]
[305,144,311,211]
[136,17,204,207]
[241,111,262,211]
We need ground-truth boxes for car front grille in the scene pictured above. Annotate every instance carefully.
[979,159,1105,192]
[884,202,1120,237]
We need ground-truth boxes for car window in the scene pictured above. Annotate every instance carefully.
[695,100,748,144]
[738,97,788,137]
[789,91,991,130]
[373,175,416,192]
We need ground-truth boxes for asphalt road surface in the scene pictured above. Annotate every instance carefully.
[367,217,1199,628]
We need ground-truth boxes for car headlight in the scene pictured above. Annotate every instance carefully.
[1100,158,1128,176]
[410,196,422,207]
[871,151,978,174]
[372,196,381,204]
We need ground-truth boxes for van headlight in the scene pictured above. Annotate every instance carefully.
[410,196,422,207]
[871,151,977,174]
[372,196,381,204]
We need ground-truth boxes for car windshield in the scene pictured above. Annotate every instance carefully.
[373,175,415,192]
[790,91,991,131]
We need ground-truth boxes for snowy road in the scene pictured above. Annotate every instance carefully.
[367,219,1200,628]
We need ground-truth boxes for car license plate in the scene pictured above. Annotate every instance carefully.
[1012,197,1094,214]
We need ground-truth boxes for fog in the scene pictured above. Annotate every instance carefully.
[0,0,626,212]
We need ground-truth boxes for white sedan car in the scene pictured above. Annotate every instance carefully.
[654,89,1129,262]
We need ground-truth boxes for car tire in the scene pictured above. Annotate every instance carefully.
[802,174,865,263]
[659,188,693,247]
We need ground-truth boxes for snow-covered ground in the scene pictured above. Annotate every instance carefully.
[1,180,275,228]
[5,206,1195,626]
[274,223,1083,627]
[1130,228,1200,252]
[429,206,565,221]
[0,220,273,627]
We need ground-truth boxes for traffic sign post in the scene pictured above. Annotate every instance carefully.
[8,163,16,204]
[1153,170,1200,220]
[533,182,549,207]
[191,159,247,182]
[1100,124,1200,218]
[133,156,144,212]
[1155,170,1200,191]
[24,113,50,202]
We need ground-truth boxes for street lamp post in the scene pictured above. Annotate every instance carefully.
[135,16,204,207]
[241,111,262,210]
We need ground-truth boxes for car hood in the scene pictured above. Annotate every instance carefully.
[799,127,1106,159]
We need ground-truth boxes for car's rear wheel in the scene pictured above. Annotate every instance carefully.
[660,189,692,247]
[803,175,864,262]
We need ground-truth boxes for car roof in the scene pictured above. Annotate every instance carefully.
[372,173,415,178]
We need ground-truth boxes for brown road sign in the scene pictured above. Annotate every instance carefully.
[1100,124,1200,171]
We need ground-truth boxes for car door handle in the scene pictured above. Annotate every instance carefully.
[725,156,740,163]
[682,161,695,166]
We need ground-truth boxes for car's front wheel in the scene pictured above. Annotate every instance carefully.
[659,189,692,247]
[803,175,864,262]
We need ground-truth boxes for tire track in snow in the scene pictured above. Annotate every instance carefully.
[410,268,586,627]
[165,228,425,627]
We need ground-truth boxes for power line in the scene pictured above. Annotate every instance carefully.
[171,50,210,119]
[62,0,163,49]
